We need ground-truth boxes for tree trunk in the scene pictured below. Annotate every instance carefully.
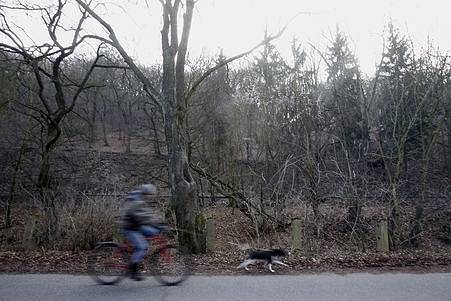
[409,203,423,247]
[38,122,61,190]
[388,185,400,250]
[171,149,200,251]
[163,105,201,251]
[118,104,131,153]
[88,100,97,148]
[147,108,161,155]
[5,135,26,229]
[159,0,202,253]
[101,98,109,146]
[36,121,61,243]
[347,197,361,229]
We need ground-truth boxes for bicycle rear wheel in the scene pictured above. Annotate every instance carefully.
[87,242,128,285]
[150,245,191,286]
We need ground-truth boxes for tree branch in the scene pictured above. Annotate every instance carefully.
[189,162,287,227]
[184,16,294,105]
[67,44,104,113]
[74,0,164,111]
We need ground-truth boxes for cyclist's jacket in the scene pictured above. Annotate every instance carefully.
[120,190,161,230]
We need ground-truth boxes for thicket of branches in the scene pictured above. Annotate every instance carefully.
[0,2,449,251]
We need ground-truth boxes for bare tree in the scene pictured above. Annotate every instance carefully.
[75,0,288,252]
[323,30,368,233]
[0,1,104,240]
[408,49,450,247]
[375,25,448,249]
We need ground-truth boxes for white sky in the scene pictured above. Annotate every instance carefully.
[3,0,451,75]
[109,0,451,75]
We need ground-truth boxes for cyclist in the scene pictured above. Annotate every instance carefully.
[120,183,163,281]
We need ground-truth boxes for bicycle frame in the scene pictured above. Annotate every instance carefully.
[117,232,172,263]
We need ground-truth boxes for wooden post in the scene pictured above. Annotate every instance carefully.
[291,218,302,252]
[22,216,38,250]
[206,218,216,252]
[376,219,389,252]
[195,214,206,253]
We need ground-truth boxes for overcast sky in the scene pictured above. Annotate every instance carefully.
[104,0,450,75]
[3,0,451,76]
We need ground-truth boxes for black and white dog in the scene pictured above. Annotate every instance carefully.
[237,249,289,273]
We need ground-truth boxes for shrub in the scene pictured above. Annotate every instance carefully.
[53,194,122,251]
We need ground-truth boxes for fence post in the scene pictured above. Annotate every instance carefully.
[291,218,302,252]
[206,218,216,252]
[376,219,389,252]
[22,215,38,250]
[195,214,206,253]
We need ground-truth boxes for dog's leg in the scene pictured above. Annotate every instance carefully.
[237,261,246,269]
[268,263,275,273]
[237,259,255,271]
[272,260,290,268]
[245,260,256,271]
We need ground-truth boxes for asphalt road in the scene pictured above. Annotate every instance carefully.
[0,273,450,301]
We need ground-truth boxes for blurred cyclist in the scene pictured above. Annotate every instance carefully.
[120,183,163,281]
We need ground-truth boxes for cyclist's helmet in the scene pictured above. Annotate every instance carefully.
[139,183,157,196]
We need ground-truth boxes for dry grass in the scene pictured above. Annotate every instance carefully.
[52,195,121,250]
[0,203,450,274]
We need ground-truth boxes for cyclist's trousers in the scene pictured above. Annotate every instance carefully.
[123,226,160,264]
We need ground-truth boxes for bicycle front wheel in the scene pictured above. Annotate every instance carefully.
[150,245,191,286]
[87,242,128,285]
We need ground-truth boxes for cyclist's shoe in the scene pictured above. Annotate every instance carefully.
[130,273,144,281]
[129,263,144,281]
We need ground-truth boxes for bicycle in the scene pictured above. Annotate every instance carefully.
[87,224,191,286]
